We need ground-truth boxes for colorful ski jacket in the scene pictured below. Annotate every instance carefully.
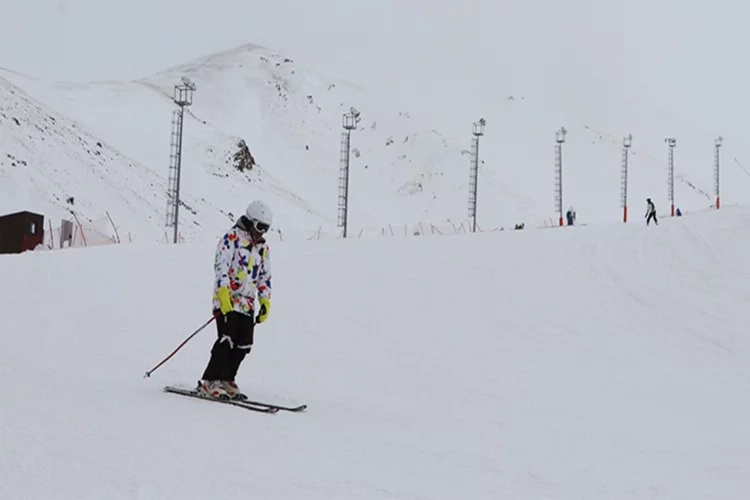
[213,225,271,315]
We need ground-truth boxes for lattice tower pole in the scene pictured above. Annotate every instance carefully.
[714,136,723,209]
[169,109,185,242]
[165,77,195,243]
[166,110,182,233]
[554,127,567,226]
[665,138,676,217]
[468,118,486,233]
[621,134,632,223]
[338,108,360,238]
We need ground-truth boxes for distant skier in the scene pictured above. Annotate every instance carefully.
[566,206,577,226]
[645,198,658,226]
[198,200,273,399]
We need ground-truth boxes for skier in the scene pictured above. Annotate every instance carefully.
[198,200,273,399]
[566,206,577,226]
[645,198,658,226]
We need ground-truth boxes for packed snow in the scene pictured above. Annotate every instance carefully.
[2,208,750,499]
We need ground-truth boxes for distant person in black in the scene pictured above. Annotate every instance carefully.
[645,198,658,226]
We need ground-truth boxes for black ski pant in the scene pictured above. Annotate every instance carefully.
[646,212,658,225]
[201,310,255,381]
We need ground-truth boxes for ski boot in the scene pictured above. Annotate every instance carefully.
[198,380,230,400]
[221,381,247,400]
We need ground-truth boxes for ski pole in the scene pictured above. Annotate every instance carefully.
[143,313,218,378]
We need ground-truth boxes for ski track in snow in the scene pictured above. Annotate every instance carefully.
[2,207,750,499]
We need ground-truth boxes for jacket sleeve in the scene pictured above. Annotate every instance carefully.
[257,243,272,300]
[214,230,235,290]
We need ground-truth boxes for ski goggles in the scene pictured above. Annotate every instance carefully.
[241,216,270,234]
[253,221,270,233]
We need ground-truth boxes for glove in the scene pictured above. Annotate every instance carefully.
[217,287,233,315]
[256,296,270,324]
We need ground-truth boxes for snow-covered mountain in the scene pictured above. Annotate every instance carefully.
[4,1,750,242]
[2,41,741,244]
[3,44,526,242]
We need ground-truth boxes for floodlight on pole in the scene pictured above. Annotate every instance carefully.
[621,134,632,223]
[554,127,567,227]
[665,137,676,217]
[165,77,196,243]
[468,118,486,233]
[714,136,723,209]
[337,107,361,238]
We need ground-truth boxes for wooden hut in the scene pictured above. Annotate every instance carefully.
[0,211,45,254]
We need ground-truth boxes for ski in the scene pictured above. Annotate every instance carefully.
[236,398,307,412]
[163,386,279,413]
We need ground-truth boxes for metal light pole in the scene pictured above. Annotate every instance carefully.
[165,77,196,243]
[468,118,486,233]
[621,134,632,223]
[665,137,676,217]
[554,127,567,226]
[337,107,360,238]
[714,136,723,209]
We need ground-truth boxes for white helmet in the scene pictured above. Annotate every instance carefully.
[245,200,273,227]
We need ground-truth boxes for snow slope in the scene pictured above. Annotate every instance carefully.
[3,208,750,499]
[0,75,179,241]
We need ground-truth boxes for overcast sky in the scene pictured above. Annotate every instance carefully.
[2,0,749,144]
